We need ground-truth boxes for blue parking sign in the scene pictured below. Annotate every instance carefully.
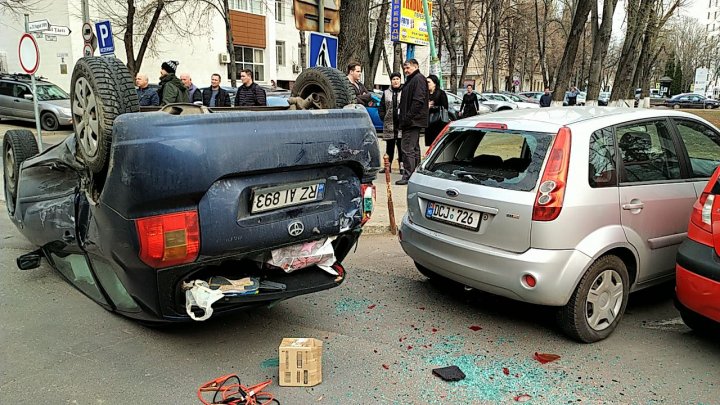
[95,21,114,55]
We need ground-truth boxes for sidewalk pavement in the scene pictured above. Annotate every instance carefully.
[363,140,430,235]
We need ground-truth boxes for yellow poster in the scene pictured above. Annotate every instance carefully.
[390,0,432,46]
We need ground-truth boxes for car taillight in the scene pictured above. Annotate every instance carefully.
[361,183,376,225]
[135,210,200,268]
[691,192,714,234]
[424,123,451,157]
[532,127,572,221]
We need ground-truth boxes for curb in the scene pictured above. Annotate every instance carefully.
[362,223,395,235]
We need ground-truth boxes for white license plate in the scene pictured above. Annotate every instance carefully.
[425,201,481,230]
[251,180,325,213]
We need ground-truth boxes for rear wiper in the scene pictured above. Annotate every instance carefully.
[453,170,504,181]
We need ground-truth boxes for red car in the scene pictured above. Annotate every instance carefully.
[675,166,720,333]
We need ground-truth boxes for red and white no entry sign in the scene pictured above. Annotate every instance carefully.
[18,33,39,74]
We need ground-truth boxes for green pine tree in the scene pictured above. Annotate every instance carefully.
[671,62,683,96]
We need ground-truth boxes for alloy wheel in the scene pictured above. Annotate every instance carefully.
[72,76,100,158]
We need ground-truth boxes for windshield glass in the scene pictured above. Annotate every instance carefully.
[35,84,69,101]
[422,127,554,191]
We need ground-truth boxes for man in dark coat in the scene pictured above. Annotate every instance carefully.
[202,73,231,107]
[234,69,267,106]
[158,60,189,105]
[180,73,203,104]
[135,73,159,106]
[396,58,429,185]
[539,87,552,107]
[460,84,479,117]
[347,62,372,105]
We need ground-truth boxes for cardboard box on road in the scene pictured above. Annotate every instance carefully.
[278,337,322,387]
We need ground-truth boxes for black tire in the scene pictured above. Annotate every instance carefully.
[497,107,511,111]
[40,111,59,131]
[673,104,680,109]
[291,66,356,109]
[557,255,630,343]
[70,57,138,174]
[3,129,39,214]
[679,306,719,335]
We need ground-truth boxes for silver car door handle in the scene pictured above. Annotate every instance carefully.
[622,202,645,210]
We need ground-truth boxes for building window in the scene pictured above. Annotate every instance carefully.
[229,0,265,15]
[276,41,286,66]
[275,0,285,22]
[456,55,463,67]
[233,46,265,81]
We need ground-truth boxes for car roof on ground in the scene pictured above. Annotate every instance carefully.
[449,106,705,133]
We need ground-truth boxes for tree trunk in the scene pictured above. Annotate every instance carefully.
[552,0,592,103]
[223,0,237,87]
[610,0,654,103]
[534,0,550,88]
[393,42,403,74]
[366,0,389,88]
[338,0,370,73]
[586,0,618,105]
[124,0,165,79]
[490,0,503,92]
[299,31,307,70]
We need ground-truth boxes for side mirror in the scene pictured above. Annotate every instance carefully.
[17,249,43,270]
[23,94,33,100]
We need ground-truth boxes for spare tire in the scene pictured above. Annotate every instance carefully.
[70,57,139,173]
[3,129,39,214]
[291,66,356,109]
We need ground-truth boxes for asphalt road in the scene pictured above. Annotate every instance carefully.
[1,203,719,403]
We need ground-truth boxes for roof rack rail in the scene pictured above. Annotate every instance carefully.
[0,72,49,82]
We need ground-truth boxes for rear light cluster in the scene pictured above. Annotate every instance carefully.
[532,127,572,221]
[135,210,200,268]
[689,167,720,247]
[361,183,376,225]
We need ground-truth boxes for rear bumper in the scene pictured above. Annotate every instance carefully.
[399,215,592,306]
[675,239,720,323]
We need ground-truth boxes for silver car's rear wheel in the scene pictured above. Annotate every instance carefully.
[3,129,39,215]
[557,255,630,343]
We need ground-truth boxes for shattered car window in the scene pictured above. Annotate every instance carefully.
[50,253,108,305]
[422,128,554,191]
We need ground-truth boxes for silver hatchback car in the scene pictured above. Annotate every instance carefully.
[400,107,720,342]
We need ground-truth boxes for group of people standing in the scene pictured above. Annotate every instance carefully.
[358,62,480,185]
[134,60,267,108]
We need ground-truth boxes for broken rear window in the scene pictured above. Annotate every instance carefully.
[421,128,554,191]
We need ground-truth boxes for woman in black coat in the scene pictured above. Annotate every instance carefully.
[425,74,449,147]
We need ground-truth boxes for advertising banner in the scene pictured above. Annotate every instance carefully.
[390,0,432,46]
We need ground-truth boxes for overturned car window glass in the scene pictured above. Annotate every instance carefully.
[89,255,140,312]
[49,253,107,305]
[423,128,554,191]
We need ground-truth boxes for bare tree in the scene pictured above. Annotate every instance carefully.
[552,0,593,103]
[609,0,655,103]
[586,0,618,105]
[0,0,40,15]
[670,15,712,93]
[338,0,370,74]
[366,0,389,88]
[192,0,238,87]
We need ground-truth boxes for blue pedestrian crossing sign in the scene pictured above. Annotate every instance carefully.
[309,32,337,69]
[94,20,114,55]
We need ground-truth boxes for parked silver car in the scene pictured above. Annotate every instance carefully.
[474,91,517,112]
[400,107,720,342]
[0,74,72,130]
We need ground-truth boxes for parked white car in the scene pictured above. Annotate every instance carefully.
[482,92,539,109]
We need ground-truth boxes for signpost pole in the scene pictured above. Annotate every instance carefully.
[24,14,43,152]
[318,0,324,34]
[421,0,442,88]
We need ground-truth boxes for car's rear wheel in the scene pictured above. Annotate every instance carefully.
[70,57,139,174]
[679,306,719,335]
[557,255,630,343]
[673,104,680,109]
[3,129,39,215]
[40,111,59,131]
[291,67,356,109]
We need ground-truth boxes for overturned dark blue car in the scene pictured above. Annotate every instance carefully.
[3,57,380,322]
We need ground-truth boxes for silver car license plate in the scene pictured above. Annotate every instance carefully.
[251,180,325,213]
[425,201,481,230]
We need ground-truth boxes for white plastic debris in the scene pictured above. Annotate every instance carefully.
[267,237,338,275]
[182,280,224,321]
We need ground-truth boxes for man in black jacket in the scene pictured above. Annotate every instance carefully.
[202,73,231,107]
[539,87,552,107]
[396,59,429,185]
[234,69,267,106]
